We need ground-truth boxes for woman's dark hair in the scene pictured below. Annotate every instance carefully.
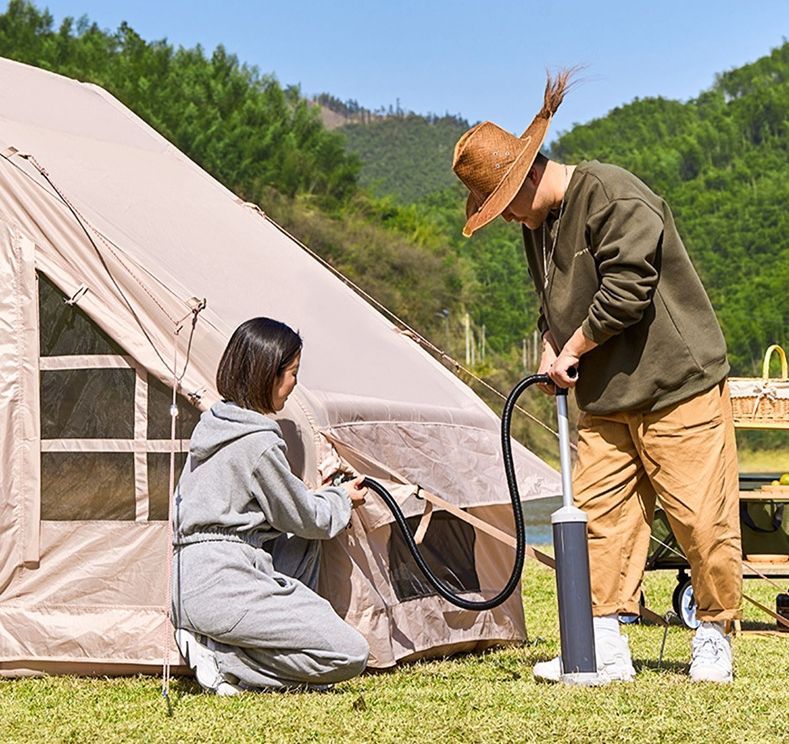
[216,317,302,414]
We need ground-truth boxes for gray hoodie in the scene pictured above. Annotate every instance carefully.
[173,401,351,548]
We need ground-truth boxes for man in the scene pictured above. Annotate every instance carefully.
[452,71,741,684]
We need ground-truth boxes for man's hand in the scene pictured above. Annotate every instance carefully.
[537,332,558,395]
[549,349,581,388]
[547,326,598,389]
[343,476,367,509]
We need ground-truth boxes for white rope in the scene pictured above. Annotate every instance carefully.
[160,306,203,712]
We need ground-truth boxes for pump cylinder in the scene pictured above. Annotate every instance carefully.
[552,511,596,677]
[552,386,598,684]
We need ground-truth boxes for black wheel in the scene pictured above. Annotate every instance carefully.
[672,574,700,629]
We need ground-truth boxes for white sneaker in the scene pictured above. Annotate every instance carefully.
[689,622,733,683]
[216,681,244,696]
[533,634,635,684]
[531,655,565,683]
[175,628,244,695]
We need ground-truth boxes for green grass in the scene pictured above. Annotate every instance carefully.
[1,563,787,744]
[736,447,789,474]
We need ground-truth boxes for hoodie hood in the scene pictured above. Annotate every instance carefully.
[189,401,282,461]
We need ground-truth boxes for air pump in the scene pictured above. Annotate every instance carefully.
[364,372,598,685]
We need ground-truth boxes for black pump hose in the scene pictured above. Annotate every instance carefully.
[362,373,550,611]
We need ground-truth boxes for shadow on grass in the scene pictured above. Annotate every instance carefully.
[635,658,688,675]
[164,675,346,710]
[364,639,535,674]
[738,620,786,632]
[166,677,201,696]
[519,655,690,676]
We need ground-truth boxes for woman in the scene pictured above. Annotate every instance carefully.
[172,317,369,694]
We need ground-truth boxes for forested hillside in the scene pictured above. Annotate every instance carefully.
[314,94,469,203]
[338,47,788,375]
[340,114,469,201]
[0,0,785,458]
[0,1,359,206]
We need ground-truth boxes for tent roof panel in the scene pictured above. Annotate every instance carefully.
[0,57,486,411]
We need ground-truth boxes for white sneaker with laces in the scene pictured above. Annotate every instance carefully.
[175,628,244,695]
[533,633,635,684]
[689,622,732,683]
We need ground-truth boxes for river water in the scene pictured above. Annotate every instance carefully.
[521,495,562,546]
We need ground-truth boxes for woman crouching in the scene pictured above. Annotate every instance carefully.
[172,317,369,694]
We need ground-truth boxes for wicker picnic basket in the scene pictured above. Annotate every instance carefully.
[729,345,789,429]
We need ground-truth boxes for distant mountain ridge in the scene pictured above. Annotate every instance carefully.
[311,92,470,202]
[343,115,469,202]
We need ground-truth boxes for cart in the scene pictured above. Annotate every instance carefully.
[646,474,789,628]
[644,346,789,629]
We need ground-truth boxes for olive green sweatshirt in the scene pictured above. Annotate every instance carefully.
[522,160,729,414]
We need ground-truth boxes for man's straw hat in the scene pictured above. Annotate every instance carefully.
[452,70,573,237]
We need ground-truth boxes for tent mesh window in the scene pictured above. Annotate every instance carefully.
[388,511,480,601]
[41,452,136,520]
[37,272,200,521]
[41,368,135,439]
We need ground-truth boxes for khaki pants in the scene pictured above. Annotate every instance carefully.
[573,381,742,622]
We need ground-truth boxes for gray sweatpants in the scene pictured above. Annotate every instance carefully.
[172,535,369,689]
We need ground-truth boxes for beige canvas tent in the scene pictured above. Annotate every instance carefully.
[0,57,560,677]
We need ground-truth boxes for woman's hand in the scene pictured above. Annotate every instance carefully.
[344,476,367,509]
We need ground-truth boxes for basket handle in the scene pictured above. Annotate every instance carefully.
[762,344,788,379]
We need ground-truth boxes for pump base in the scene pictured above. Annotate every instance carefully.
[560,671,607,687]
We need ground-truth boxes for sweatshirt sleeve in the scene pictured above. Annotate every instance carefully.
[537,311,549,338]
[251,441,353,540]
[581,197,662,345]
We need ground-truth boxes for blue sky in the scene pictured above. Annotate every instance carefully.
[17,0,789,142]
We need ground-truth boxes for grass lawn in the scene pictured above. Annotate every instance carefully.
[1,561,787,744]
[736,447,789,474]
